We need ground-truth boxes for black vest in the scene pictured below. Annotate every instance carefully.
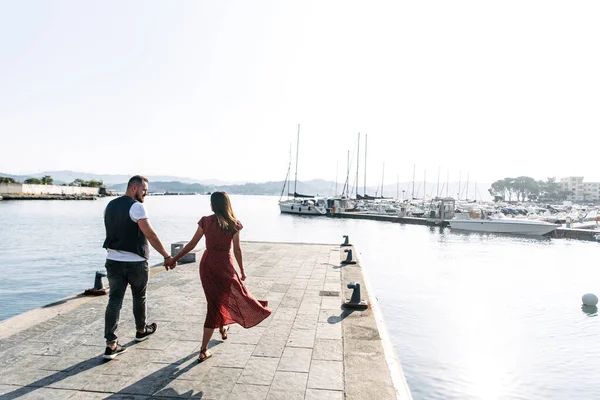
[103,196,149,259]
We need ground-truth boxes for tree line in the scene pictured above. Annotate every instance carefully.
[0,176,104,187]
[488,176,572,202]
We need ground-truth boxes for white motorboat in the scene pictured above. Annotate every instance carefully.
[449,217,558,236]
[279,198,328,215]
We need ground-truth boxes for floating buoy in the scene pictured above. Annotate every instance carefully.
[582,293,599,307]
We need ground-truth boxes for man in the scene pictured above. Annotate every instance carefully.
[102,175,173,360]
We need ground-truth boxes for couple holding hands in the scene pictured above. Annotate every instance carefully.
[102,175,271,362]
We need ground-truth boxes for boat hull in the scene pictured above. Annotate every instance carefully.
[449,219,558,236]
[279,202,327,215]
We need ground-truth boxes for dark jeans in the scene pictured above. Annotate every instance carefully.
[104,259,149,345]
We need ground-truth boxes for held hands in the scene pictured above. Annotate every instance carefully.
[164,256,177,270]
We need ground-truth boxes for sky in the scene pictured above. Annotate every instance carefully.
[1,1,599,187]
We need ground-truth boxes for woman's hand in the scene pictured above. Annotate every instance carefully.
[240,270,247,281]
[165,257,177,270]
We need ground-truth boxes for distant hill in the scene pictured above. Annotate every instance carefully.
[0,170,241,186]
[107,179,336,196]
[107,179,491,200]
[0,170,491,200]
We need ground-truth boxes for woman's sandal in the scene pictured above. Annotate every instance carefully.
[219,326,229,340]
[198,348,212,363]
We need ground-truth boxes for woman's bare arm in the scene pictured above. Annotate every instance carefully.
[168,225,204,268]
[232,232,245,280]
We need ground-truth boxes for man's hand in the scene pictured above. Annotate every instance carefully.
[164,256,176,270]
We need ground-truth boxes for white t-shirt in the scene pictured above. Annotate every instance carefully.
[106,202,149,262]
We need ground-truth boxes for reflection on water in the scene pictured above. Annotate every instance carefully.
[1,195,600,399]
[581,305,598,317]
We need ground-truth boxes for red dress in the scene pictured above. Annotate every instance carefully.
[198,215,271,329]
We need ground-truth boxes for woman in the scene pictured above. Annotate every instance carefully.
[165,192,271,361]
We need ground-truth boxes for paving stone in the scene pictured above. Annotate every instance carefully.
[237,356,279,385]
[228,327,266,345]
[315,323,342,340]
[320,297,343,310]
[292,314,318,331]
[193,366,242,399]
[151,341,201,364]
[286,329,315,349]
[277,347,312,373]
[215,344,255,368]
[120,362,181,396]
[270,308,297,322]
[152,377,200,398]
[318,310,345,324]
[312,339,343,362]
[83,373,134,393]
[305,388,344,400]
[227,383,269,400]
[8,387,75,399]
[307,360,344,391]
[266,371,307,400]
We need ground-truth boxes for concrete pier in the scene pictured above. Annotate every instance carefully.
[0,241,411,399]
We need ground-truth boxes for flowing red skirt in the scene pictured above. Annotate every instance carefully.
[199,249,271,329]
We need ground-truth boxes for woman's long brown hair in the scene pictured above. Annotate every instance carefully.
[211,192,239,234]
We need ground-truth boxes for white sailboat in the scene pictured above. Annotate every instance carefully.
[278,125,327,216]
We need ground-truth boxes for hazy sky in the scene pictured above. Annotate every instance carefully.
[1,1,599,186]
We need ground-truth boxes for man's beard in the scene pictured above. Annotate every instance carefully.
[135,193,145,203]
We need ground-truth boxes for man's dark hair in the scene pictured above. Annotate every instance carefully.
[127,175,149,189]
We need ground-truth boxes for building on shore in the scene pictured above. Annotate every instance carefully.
[0,182,99,196]
[560,176,600,202]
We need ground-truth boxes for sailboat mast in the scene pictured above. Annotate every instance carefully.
[381,162,385,198]
[446,169,449,197]
[412,164,415,199]
[424,169,426,200]
[346,150,350,198]
[364,134,368,196]
[436,167,440,198]
[458,171,462,200]
[397,174,399,200]
[335,160,339,196]
[466,173,470,201]
[355,133,360,199]
[293,124,300,198]
[279,143,292,201]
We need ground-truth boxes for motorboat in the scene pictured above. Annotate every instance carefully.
[449,216,558,236]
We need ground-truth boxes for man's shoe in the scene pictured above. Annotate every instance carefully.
[135,322,158,342]
[103,343,127,360]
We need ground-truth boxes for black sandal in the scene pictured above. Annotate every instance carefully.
[198,348,212,362]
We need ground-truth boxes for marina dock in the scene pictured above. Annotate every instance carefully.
[0,241,411,399]
[330,212,600,242]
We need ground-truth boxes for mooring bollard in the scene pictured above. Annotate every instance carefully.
[84,271,108,296]
[343,282,368,310]
[341,235,351,246]
[341,248,357,265]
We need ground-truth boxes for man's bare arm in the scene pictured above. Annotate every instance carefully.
[138,218,170,259]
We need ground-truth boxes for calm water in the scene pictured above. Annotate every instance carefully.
[1,195,599,399]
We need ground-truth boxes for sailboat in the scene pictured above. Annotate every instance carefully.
[278,125,328,215]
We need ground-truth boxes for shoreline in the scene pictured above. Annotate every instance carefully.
[0,194,99,200]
